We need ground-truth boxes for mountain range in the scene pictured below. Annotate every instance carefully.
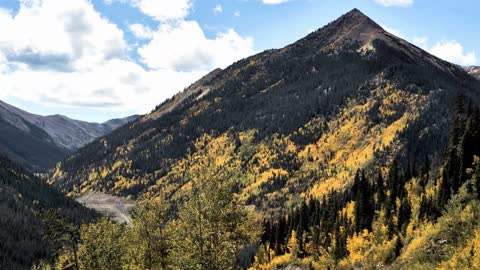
[50,9,480,208]
[3,8,480,270]
[0,100,139,171]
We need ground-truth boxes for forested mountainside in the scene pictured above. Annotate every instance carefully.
[36,97,480,269]
[253,101,480,269]
[51,9,480,213]
[0,100,139,171]
[27,9,480,270]
[0,156,97,270]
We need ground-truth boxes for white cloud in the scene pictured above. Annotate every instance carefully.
[214,4,223,14]
[262,0,290,4]
[0,0,126,71]
[0,0,203,114]
[411,37,477,65]
[429,40,477,66]
[130,0,192,21]
[234,11,241,17]
[374,0,414,7]
[137,21,255,71]
[378,22,476,66]
[0,0,257,117]
[129,23,154,39]
[0,59,205,113]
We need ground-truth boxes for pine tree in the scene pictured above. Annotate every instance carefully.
[41,209,81,270]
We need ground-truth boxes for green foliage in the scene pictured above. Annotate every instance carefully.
[60,157,259,270]
[168,160,259,270]
[123,198,171,270]
[78,219,124,270]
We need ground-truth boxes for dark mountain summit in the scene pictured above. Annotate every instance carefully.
[51,9,480,212]
[300,8,386,51]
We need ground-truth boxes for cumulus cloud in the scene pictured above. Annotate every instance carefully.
[105,0,192,21]
[374,0,414,7]
[130,0,192,21]
[429,40,477,66]
[137,21,255,71]
[411,37,477,66]
[0,0,126,71]
[129,23,154,39]
[0,59,205,112]
[0,0,196,112]
[0,0,256,117]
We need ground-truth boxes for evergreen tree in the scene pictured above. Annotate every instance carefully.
[41,209,81,270]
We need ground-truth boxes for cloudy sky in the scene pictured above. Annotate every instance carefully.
[0,0,478,122]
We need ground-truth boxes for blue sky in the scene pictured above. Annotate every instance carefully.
[0,0,477,122]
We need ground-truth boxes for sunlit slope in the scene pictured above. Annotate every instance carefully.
[50,9,480,213]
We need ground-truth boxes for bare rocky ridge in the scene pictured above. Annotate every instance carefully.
[465,66,480,80]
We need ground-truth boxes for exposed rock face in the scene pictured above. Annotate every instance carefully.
[465,66,480,80]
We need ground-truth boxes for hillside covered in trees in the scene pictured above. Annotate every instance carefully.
[253,99,480,268]
[51,9,480,212]
[35,98,480,269]
[0,156,96,270]
[16,8,480,269]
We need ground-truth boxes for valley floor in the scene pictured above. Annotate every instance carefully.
[77,192,134,224]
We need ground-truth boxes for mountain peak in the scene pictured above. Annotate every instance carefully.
[296,8,386,53]
[326,8,385,47]
[344,8,370,19]
[335,8,383,30]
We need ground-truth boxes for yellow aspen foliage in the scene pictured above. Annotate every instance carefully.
[345,229,374,268]
[250,244,276,270]
[287,230,300,258]
[438,228,480,269]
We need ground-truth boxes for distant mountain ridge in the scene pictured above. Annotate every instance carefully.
[0,100,140,170]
